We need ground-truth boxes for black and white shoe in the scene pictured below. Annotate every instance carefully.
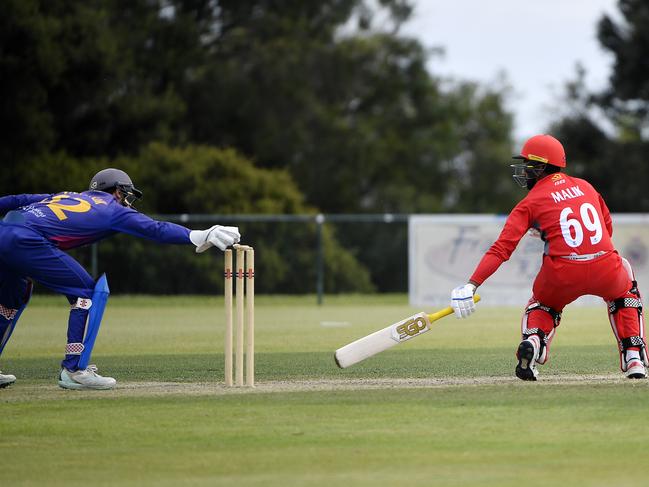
[515,340,539,381]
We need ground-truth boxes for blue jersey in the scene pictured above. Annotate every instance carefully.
[0,191,190,249]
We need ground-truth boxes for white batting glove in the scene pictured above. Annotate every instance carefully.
[451,283,477,319]
[189,225,241,253]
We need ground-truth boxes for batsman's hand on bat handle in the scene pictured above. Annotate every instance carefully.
[451,282,478,319]
[189,225,241,253]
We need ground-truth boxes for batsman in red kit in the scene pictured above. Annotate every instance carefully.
[450,134,646,380]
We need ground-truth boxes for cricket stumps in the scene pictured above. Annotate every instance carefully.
[224,244,254,387]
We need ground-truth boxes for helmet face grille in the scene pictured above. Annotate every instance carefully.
[115,183,143,207]
[510,160,546,188]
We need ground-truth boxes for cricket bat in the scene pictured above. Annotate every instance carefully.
[334,295,481,368]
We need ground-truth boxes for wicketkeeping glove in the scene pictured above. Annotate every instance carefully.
[189,225,241,253]
[451,283,477,319]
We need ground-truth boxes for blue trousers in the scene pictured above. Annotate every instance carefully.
[0,223,96,370]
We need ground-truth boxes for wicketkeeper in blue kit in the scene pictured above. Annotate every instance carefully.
[0,168,240,390]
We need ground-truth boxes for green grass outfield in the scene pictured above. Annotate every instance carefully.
[2,294,649,486]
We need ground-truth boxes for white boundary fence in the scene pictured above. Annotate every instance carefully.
[409,214,649,307]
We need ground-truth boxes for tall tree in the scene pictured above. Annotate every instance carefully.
[550,0,649,211]
[597,0,649,127]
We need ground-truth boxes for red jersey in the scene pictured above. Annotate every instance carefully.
[470,173,615,285]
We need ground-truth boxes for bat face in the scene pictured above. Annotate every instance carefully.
[334,295,480,369]
[334,312,431,368]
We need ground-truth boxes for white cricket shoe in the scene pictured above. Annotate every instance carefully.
[58,365,117,390]
[0,371,16,388]
[624,359,647,379]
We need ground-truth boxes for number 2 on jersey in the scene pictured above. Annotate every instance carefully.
[45,194,92,221]
[559,202,602,248]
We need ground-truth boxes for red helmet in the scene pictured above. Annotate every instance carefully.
[515,134,566,167]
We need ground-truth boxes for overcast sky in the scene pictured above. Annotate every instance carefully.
[402,0,620,144]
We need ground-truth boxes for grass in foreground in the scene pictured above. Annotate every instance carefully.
[1,295,649,486]
[4,385,649,487]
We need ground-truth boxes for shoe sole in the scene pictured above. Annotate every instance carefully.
[625,365,647,379]
[58,380,115,390]
[58,380,86,390]
[0,381,15,389]
[515,341,538,381]
[627,373,646,379]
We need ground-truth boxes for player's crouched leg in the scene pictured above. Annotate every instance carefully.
[607,282,647,379]
[516,301,561,381]
[58,290,116,390]
[0,278,34,388]
[516,337,540,381]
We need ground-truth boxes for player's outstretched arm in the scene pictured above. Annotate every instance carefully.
[0,194,51,214]
[111,205,241,252]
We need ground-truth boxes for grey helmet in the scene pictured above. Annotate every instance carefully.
[89,168,143,207]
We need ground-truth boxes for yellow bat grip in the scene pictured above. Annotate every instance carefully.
[426,294,481,322]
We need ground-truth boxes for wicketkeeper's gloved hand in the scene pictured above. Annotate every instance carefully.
[189,225,241,253]
[451,283,477,318]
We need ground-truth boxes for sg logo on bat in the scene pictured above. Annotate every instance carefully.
[391,312,431,342]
